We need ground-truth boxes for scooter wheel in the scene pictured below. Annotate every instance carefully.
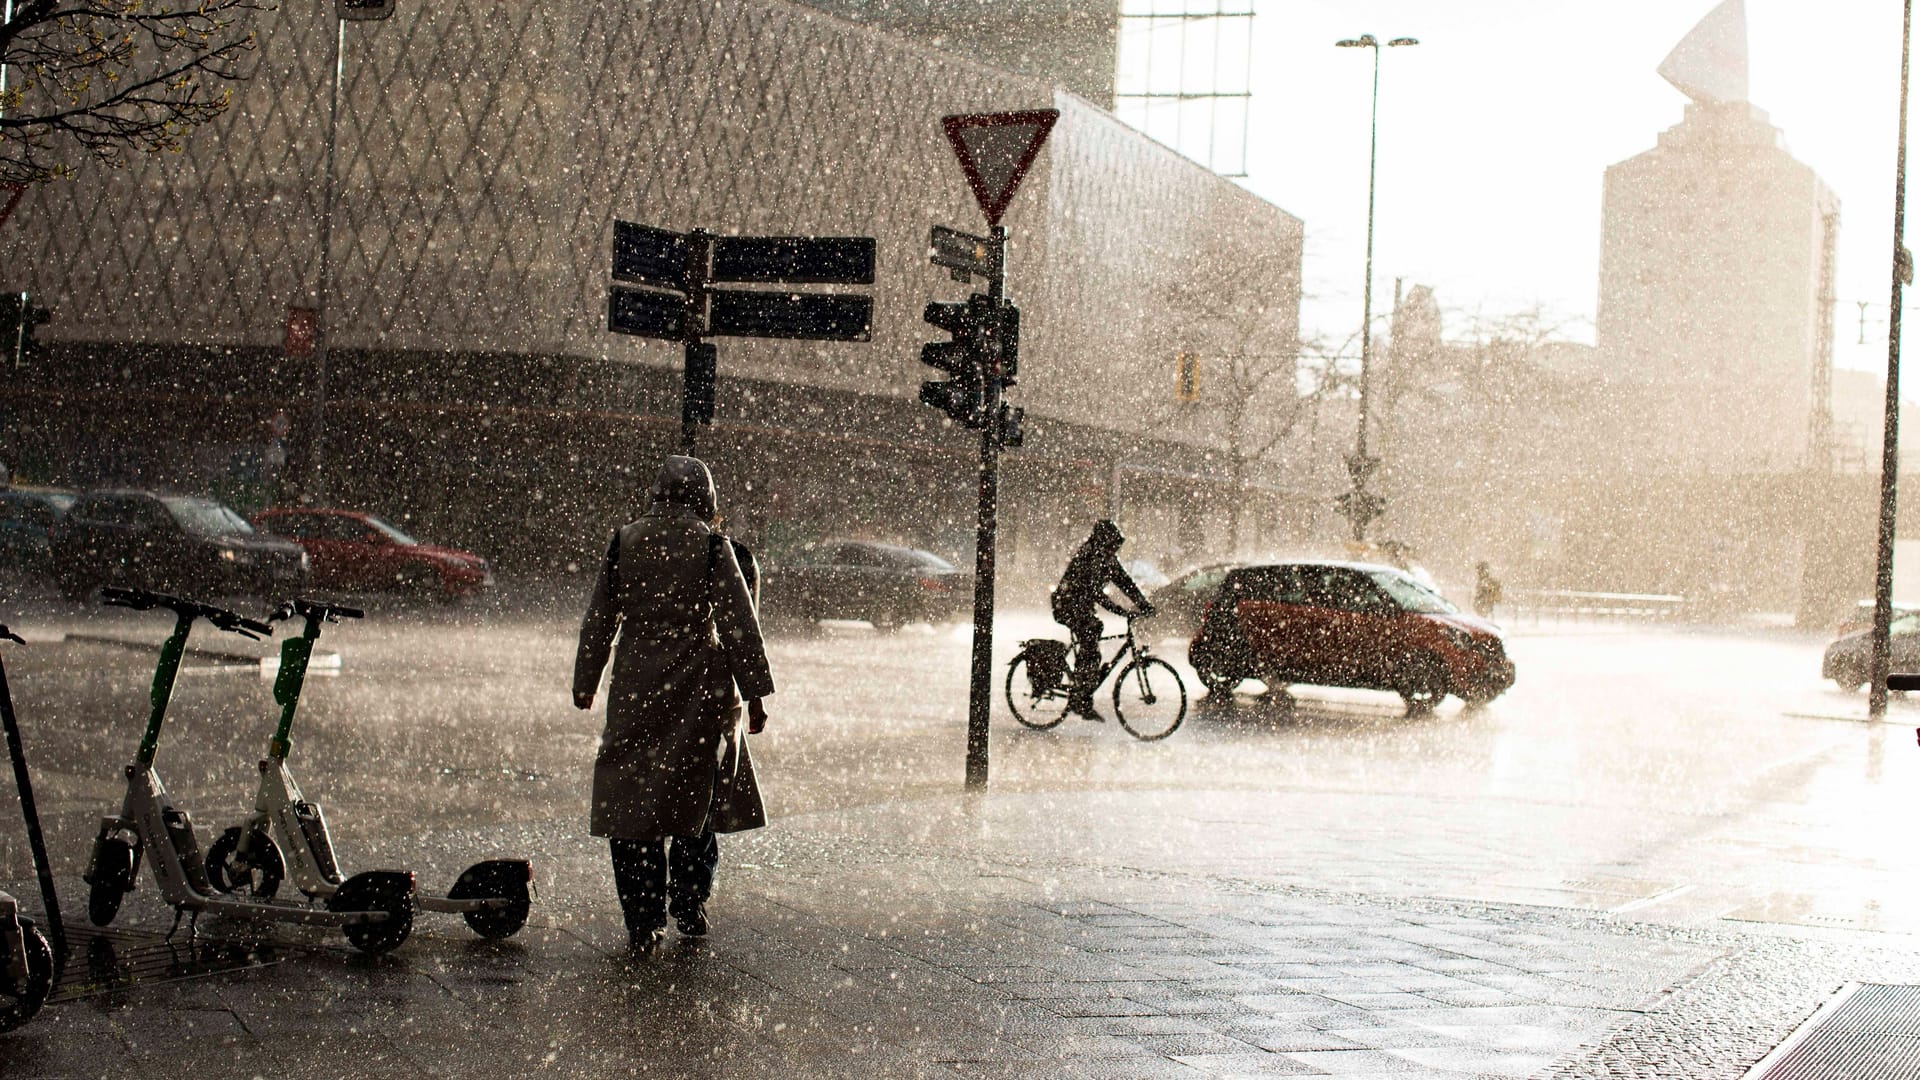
[0,920,55,1033]
[449,861,532,940]
[330,872,415,955]
[206,827,284,900]
[86,838,135,927]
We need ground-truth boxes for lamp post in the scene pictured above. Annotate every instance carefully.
[1869,0,1913,721]
[1335,33,1417,544]
[305,0,393,504]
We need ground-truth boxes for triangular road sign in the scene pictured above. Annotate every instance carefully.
[942,110,1059,227]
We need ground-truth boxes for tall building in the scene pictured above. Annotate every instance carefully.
[786,0,1120,108]
[1595,0,1838,475]
[0,0,1302,577]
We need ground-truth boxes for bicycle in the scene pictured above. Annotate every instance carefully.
[1005,612,1187,741]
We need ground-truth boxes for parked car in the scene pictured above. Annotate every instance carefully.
[0,488,75,574]
[1144,562,1243,640]
[1188,560,1515,713]
[51,490,309,601]
[1822,613,1920,691]
[1834,600,1920,639]
[251,508,492,601]
[764,540,971,628]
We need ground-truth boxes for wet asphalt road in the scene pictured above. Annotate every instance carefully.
[1,577,1914,941]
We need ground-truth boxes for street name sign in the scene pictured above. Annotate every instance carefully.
[607,285,689,340]
[708,290,872,341]
[612,220,691,291]
[929,225,1000,283]
[712,236,875,285]
[941,110,1059,227]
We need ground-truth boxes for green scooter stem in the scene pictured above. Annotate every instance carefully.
[134,612,194,771]
[268,620,322,761]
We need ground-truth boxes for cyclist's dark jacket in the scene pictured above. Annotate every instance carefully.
[1051,539,1148,621]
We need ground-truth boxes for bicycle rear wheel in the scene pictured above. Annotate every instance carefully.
[1005,653,1071,730]
[1113,657,1186,741]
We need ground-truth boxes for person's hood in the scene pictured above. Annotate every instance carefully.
[651,455,716,521]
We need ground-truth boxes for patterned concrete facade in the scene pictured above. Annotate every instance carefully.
[0,0,1299,462]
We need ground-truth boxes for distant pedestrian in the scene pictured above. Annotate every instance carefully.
[573,455,774,952]
[1474,561,1504,619]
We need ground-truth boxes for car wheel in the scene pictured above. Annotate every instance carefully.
[1837,668,1867,693]
[1197,664,1243,699]
[1398,657,1449,715]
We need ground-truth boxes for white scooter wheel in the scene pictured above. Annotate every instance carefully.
[0,921,54,1032]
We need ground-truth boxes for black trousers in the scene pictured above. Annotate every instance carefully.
[609,832,719,932]
[1056,609,1103,704]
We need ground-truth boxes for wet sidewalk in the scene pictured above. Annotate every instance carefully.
[8,784,1920,1080]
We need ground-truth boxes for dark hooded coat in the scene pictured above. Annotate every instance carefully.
[573,459,775,840]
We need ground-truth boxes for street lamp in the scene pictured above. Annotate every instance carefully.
[306,0,394,504]
[1334,32,1417,544]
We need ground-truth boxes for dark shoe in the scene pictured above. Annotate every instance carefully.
[628,922,668,952]
[672,905,709,937]
[1070,698,1104,722]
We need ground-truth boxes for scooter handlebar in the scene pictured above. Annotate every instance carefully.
[0,624,22,645]
[267,597,365,625]
[100,586,275,639]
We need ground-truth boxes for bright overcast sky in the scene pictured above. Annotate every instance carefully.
[1232,0,1907,372]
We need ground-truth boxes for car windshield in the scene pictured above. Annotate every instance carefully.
[1369,569,1457,615]
[365,515,420,546]
[895,548,954,572]
[162,497,253,538]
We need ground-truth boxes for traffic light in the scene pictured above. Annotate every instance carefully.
[1335,489,1385,529]
[918,299,985,426]
[336,0,394,19]
[19,298,48,366]
[975,295,1018,386]
[0,291,48,370]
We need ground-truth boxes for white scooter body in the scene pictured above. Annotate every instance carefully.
[95,763,394,930]
[239,757,520,919]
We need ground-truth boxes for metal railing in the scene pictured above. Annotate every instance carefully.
[1503,588,1687,625]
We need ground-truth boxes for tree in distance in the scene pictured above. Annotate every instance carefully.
[0,0,267,186]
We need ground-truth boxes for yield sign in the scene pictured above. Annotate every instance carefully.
[942,109,1059,227]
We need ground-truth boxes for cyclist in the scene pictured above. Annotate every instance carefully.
[1051,519,1154,721]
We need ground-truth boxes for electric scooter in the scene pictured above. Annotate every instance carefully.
[82,588,417,955]
[205,597,532,939]
[0,623,57,1032]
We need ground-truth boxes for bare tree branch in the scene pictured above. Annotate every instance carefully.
[0,0,269,186]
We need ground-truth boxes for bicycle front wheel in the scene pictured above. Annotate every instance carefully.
[1006,653,1071,730]
[1113,657,1186,741]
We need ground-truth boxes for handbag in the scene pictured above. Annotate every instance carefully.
[705,533,747,762]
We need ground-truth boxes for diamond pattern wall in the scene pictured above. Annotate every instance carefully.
[0,0,1301,458]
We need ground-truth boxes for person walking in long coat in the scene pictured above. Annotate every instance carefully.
[573,456,775,950]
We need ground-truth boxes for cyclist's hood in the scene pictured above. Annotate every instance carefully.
[1090,518,1124,552]
[650,455,717,522]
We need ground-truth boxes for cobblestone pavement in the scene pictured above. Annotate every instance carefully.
[7,795,1920,1079]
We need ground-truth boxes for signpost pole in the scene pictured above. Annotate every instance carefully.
[682,228,713,456]
[964,227,1009,790]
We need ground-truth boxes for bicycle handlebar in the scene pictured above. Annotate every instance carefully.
[0,624,22,646]
[268,597,365,625]
[100,587,275,639]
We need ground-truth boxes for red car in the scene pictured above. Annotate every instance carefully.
[1188,560,1514,713]
[251,508,491,601]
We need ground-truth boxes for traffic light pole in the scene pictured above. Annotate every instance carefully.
[964,226,1008,790]
[681,229,715,456]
